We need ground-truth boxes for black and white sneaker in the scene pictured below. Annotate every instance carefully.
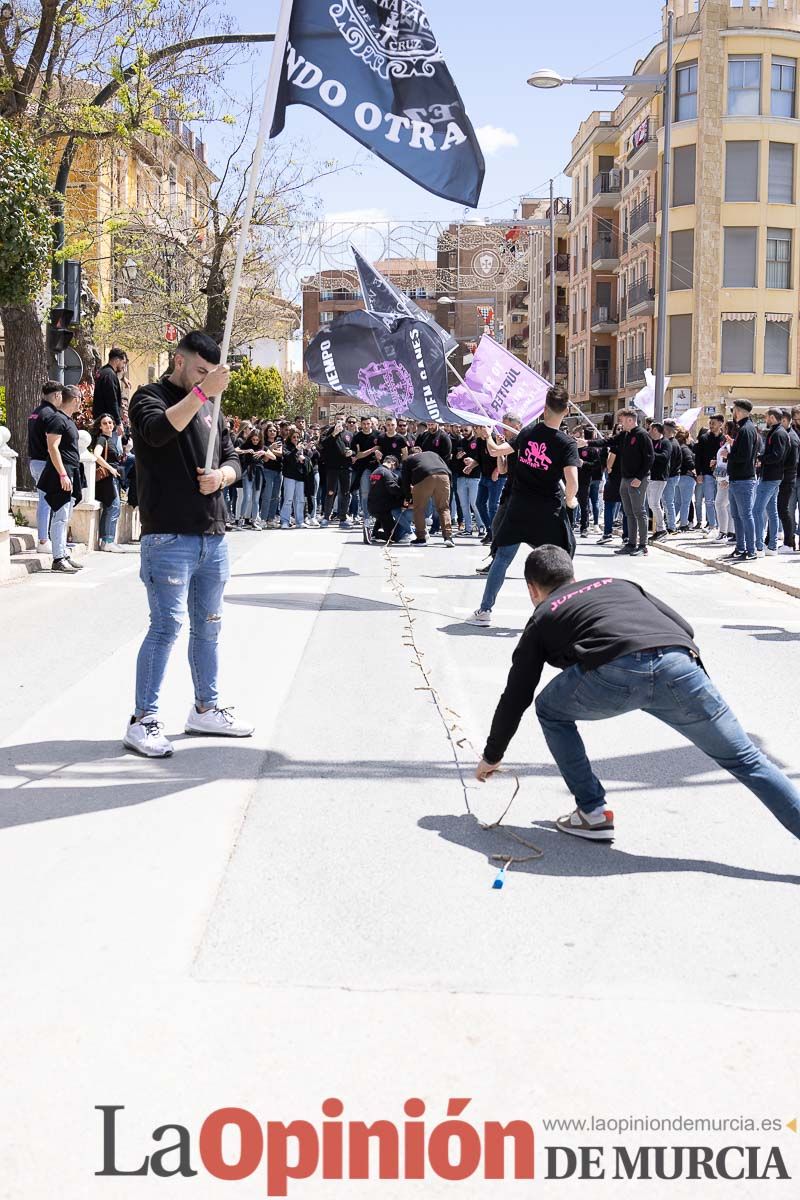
[362,522,373,545]
[51,558,78,573]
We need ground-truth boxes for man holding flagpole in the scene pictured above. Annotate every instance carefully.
[465,386,579,628]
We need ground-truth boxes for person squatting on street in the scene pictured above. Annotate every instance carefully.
[465,385,579,626]
[476,545,800,844]
[364,455,413,545]
[124,330,255,759]
[401,448,454,547]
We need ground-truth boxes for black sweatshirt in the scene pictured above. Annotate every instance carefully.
[129,376,241,535]
[322,429,353,469]
[484,577,699,764]
[649,437,671,482]
[783,427,800,483]
[619,426,655,479]
[92,365,123,425]
[727,416,758,481]
[695,430,724,476]
[760,424,789,482]
[401,451,450,498]
[666,437,682,478]
[367,464,403,514]
[679,444,696,475]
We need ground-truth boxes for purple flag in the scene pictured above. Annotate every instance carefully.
[462,334,549,425]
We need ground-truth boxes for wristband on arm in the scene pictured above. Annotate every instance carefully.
[193,385,209,403]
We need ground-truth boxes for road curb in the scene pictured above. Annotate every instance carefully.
[652,539,800,601]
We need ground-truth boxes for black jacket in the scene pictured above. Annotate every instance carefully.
[649,437,671,482]
[783,426,800,483]
[619,426,655,479]
[129,376,241,535]
[92,364,123,425]
[401,451,450,499]
[679,444,696,475]
[695,430,724,476]
[484,578,699,764]
[760,424,789,482]
[367,464,403,515]
[322,429,353,469]
[727,417,758,481]
[666,437,682,478]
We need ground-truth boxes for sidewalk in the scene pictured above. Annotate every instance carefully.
[650,528,800,599]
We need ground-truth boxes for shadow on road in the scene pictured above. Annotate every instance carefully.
[723,624,800,643]
[232,568,359,580]
[225,592,399,612]
[418,813,800,885]
[437,622,521,637]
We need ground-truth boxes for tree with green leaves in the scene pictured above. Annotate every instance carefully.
[222,362,284,422]
[281,371,320,426]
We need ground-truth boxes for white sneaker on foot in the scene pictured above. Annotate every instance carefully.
[778,545,796,555]
[123,717,174,758]
[465,609,491,626]
[184,705,254,738]
[36,540,52,554]
[100,542,125,552]
[556,807,615,841]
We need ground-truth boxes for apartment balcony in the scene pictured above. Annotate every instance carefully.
[619,365,627,390]
[626,356,647,386]
[627,117,658,172]
[630,196,657,244]
[589,367,616,396]
[543,356,569,380]
[545,253,570,278]
[592,169,622,203]
[544,304,569,331]
[628,276,655,316]
[591,236,619,271]
[591,305,619,333]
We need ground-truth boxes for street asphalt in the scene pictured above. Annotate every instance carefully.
[1,526,798,1198]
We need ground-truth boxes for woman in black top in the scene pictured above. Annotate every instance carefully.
[454,425,484,536]
[280,425,310,529]
[675,429,696,531]
[89,413,123,551]
[258,423,283,527]
[236,429,266,529]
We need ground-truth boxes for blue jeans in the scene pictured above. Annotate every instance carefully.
[480,542,520,612]
[239,472,262,521]
[259,469,282,522]
[29,459,51,542]
[280,477,305,526]
[663,476,678,532]
[99,485,121,544]
[701,475,718,528]
[135,533,229,717]
[390,506,413,538]
[602,499,625,538]
[694,478,704,526]
[477,476,504,533]
[752,478,781,551]
[728,479,757,554]
[358,469,372,520]
[534,649,800,839]
[456,475,481,533]
[677,476,695,527]
[50,497,74,560]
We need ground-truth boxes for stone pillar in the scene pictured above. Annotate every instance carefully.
[0,426,16,582]
[69,429,102,550]
[693,0,727,409]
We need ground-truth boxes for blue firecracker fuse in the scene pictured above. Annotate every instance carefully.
[492,866,507,890]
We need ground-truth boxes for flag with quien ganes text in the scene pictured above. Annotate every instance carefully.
[269,0,485,207]
[461,334,550,425]
[352,247,459,356]
[304,310,492,426]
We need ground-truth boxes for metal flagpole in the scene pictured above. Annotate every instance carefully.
[549,179,556,381]
[203,0,294,472]
[653,8,674,424]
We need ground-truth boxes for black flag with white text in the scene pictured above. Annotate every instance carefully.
[270,0,485,207]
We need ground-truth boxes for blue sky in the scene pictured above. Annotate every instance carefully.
[207,0,663,218]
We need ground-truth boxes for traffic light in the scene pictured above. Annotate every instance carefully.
[47,307,74,353]
[64,261,82,325]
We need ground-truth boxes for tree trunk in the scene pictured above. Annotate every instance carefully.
[0,301,49,488]
[203,259,228,347]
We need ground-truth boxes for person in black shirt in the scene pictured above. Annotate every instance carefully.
[573,426,602,537]
[365,455,413,544]
[778,409,800,553]
[694,414,725,533]
[598,419,626,544]
[609,408,654,555]
[37,386,83,573]
[725,399,760,561]
[752,408,789,556]
[661,419,682,535]
[351,415,381,524]
[475,545,800,845]
[377,417,409,465]
[320,415,355,529]
[27,380,63,552]
[125,330,252,759]
[89,413,124,551]
[465,385,579,627]
[92,349,128,447]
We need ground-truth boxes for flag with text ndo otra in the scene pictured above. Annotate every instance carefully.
[269,0,485,207]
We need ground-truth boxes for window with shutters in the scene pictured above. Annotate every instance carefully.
[676,63,698,121]
[728,56,762,116]
[764,319,791,374]
[670,230,694,290]
[766,228,791,289]
[725,142,759,201]
[768,143,794,204]
[721,318,755,373]
[668,314,692,375]
[771,56,796,118]
[672,144,696,207]
[723,228,758,287]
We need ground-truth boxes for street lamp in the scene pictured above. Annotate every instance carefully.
[528,9,675,422]
[122,258,138,284]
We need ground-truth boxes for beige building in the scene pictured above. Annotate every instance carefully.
[521,197,570,386]
[565,0,800,421]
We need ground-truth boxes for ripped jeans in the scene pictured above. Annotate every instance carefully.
[135,533,230,718]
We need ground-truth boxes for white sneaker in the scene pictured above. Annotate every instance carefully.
[778,545,796,555]
[756,549,765,557]
[465,609,491,627]
[100,542,125,553]
[764,547,777,556]
[304,518,319,528]
[36,540,52,555]
[123,717,174,758]
[184,705,254,738]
